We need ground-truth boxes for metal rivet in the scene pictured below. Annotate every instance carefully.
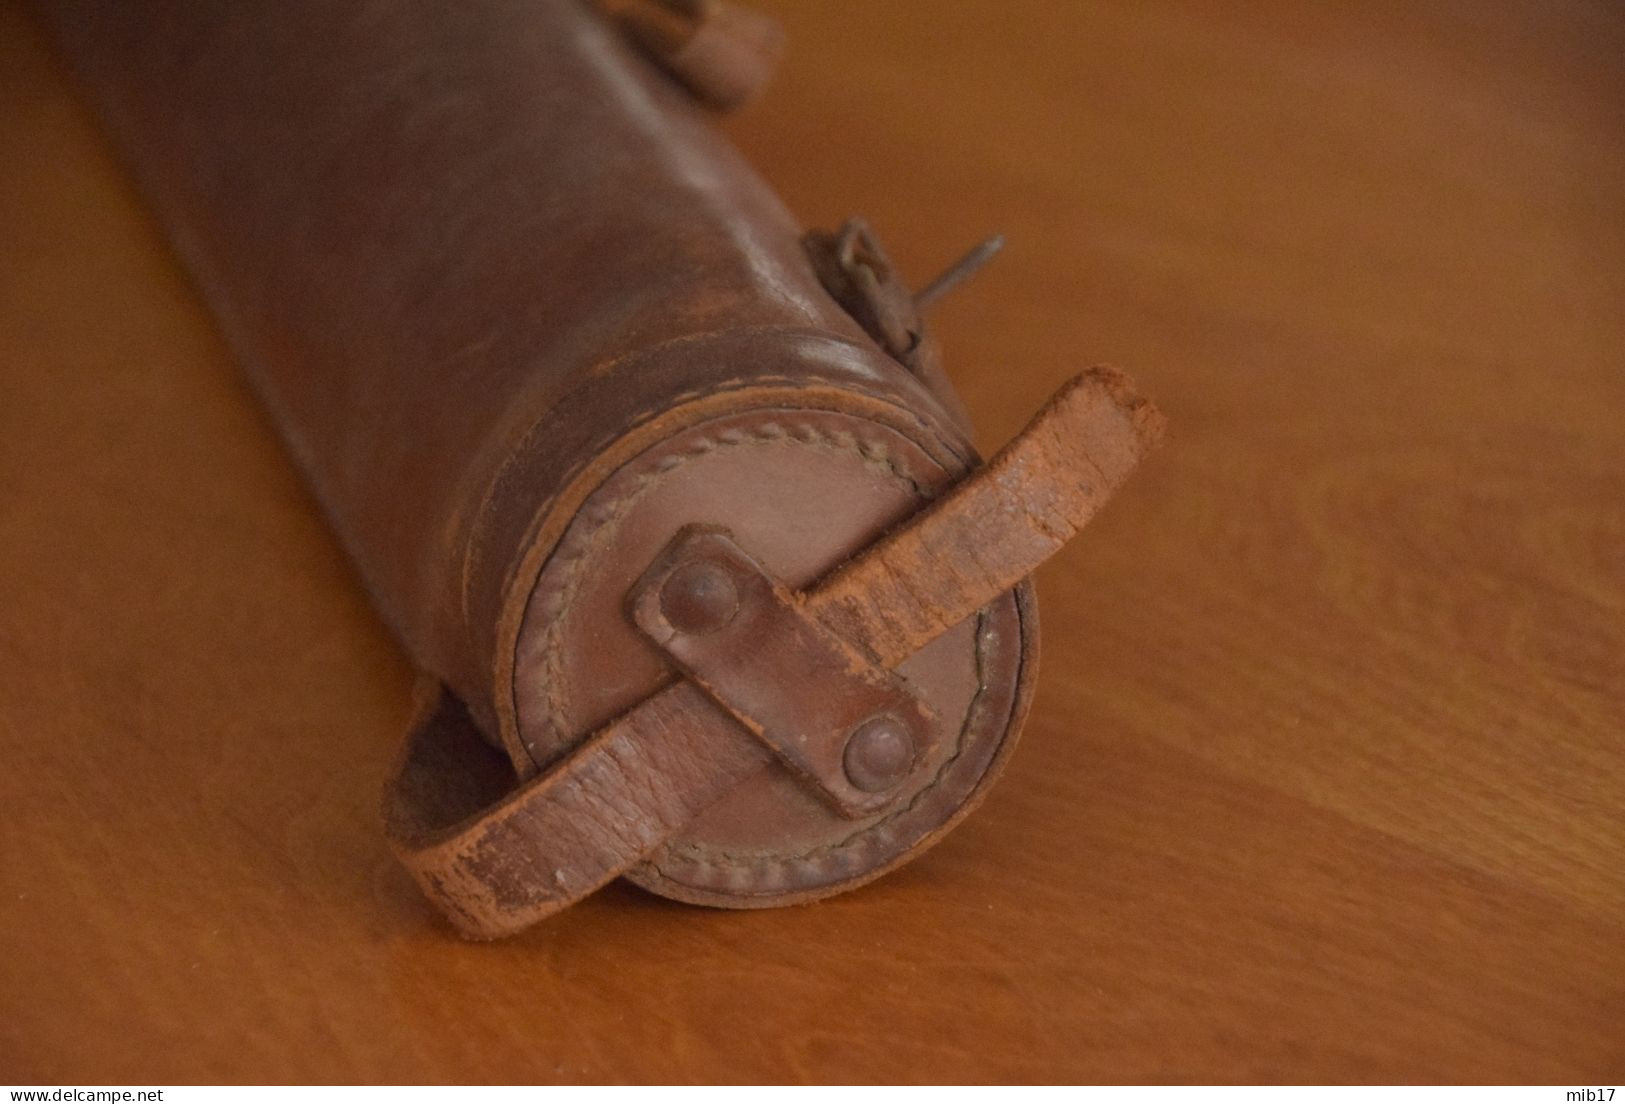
[659,558,739,636]
[843,715,916,793]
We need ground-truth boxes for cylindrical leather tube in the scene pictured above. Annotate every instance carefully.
[37,0,1051,913]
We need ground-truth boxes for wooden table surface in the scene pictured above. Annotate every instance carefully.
[3,0,1622,1084]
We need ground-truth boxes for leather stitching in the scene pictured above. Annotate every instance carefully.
[521,416,988,875]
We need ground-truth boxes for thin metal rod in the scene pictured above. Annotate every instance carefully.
[913,234,1006,311]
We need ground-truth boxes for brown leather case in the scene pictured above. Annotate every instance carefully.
[37,0,1163,938]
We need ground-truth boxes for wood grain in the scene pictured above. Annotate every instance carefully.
[2,0,1622,1083]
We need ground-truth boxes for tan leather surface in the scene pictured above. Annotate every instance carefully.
[3,0,1623,1083]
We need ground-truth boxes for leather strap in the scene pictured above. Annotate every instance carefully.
[628,526,941,817]
[384,366,1163,938]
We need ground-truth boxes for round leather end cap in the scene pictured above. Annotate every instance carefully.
[511,404,1036,908]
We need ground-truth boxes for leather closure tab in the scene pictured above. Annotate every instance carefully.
[603,0,785,112]
[629,526,938,818]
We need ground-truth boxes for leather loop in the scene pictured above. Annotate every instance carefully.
[384,367,1164,939]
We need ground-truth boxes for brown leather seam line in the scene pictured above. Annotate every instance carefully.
[485,378,974,767]
[524,417,935,773]
[458,321,966,637]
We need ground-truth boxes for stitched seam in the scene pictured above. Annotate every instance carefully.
[471,350,955,641]
[531,419,931,754]
[493,378,967,761]
[528,418,973,869]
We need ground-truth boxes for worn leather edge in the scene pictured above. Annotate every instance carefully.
[813,365,1164,663]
